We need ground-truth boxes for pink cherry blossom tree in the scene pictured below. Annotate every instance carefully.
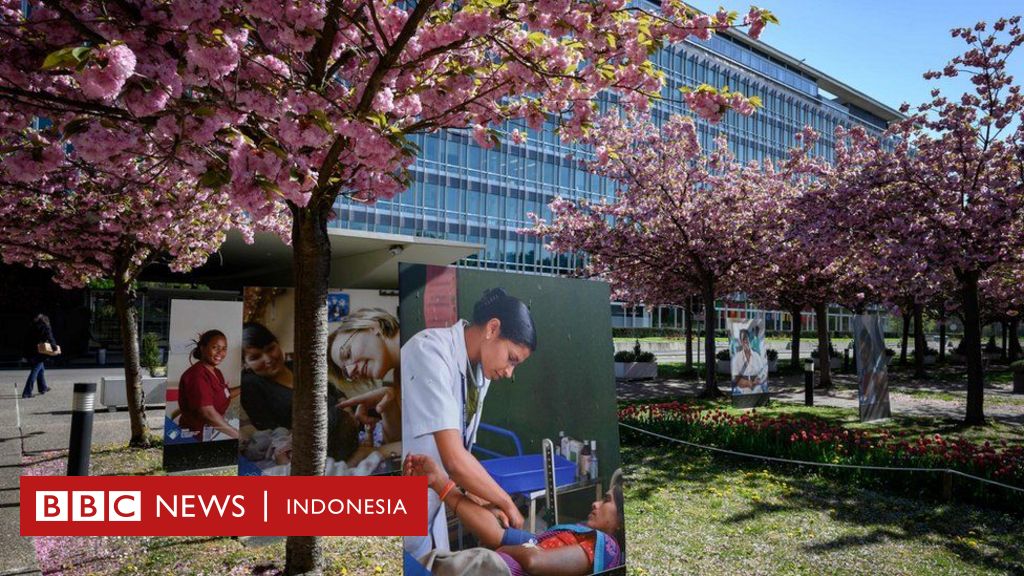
[531,114,803,397]
[882,17,1024,425]
[980,262,1024,361]
[1,1,776,570]
[759,217,835,377]
[0,149,269,446]
[775,125,894,390]
[829,17,1024,424]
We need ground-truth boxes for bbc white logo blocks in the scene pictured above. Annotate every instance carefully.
[108,491,141,521]
[36,491,67,521]
[36,491,141,522]
[71,491,104,521]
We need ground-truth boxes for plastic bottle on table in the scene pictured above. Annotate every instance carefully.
[588,440,598,481]
[578,440,592,481]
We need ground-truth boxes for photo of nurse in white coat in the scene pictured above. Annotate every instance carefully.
[401,287,538,563]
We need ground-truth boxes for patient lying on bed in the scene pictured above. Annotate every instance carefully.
[405,454,625,576]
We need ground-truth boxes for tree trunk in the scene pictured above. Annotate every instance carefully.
[814,302,831,390]
[684,298,693,370]
[900,312,910,365]
[939,312,947,361]
[913,303,926,379]
[1001,321,1009,361]
[699,280,722,398]
[114,272,152,448]
[285,204,331,575]
[961,271,985,426]
[1010,318,1021,362]
[790,306,802,370]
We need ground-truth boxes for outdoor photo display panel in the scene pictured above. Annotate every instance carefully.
[162,300,243,471]
[853,314,892,422]
[238,287,401,476]
[400,264,626,575]
[729,318,770,408]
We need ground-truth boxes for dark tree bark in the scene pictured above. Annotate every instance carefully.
[684,298,693,370]
[939,312,947,362]
[114,266,153,448]
[961,271,985,426]
[900,312,911,365]
[285,204,331,575]
[1001,321,1009,361]
[1010,318,1021,362]
[699,280,722,398]
[814,302,831,390]
[790,305,802,370]
[913,303,927,379]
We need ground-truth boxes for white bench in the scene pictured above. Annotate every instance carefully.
[99,376,168,411]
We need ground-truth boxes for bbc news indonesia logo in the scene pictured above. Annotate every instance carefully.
[36,490,142,522]
[22,476,426,537]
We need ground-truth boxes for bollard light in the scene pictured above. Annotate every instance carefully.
[68,382,96,476]
[803,359,814,407]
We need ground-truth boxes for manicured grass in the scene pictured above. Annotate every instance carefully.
[657,361,705,378]
[894,387,1024,406]
[882,362,1015,384]
[622,443,1024,576]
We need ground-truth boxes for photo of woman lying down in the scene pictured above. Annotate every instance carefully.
[405,454,625,576]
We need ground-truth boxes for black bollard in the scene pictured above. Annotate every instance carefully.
[67,382,96,476]
[844,349,850,372]
[804,359,814,406]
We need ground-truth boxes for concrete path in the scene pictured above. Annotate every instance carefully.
[0,367,164,576]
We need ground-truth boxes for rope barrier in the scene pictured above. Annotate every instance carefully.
[619,421,1024,494]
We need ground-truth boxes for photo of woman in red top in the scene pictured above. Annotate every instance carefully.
[178,329,239,441]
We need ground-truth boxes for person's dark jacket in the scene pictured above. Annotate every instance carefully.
[24,320,56,359]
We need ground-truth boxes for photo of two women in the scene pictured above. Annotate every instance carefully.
[237,287,401,477]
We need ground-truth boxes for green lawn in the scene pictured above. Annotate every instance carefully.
[26,434,1024,576]
[623,443,1023,576]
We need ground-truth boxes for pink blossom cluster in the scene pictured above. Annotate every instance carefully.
[78,44,136,101]
[1,0,774,237]
[683,85,759,123]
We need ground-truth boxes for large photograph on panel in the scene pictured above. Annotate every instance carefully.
[238,287,401,476]
[163,300,243,472]
[729,317,770,408]
[401,264,626,575]
[853,314,891,422]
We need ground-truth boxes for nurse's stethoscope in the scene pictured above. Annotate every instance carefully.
[428,359,486,544]
[461,360,486,449]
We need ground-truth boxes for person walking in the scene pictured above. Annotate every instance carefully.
[22,314,59,398]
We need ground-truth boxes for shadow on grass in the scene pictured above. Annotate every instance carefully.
[622,439,1024,575]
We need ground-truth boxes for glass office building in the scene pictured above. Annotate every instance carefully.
[332,7,901,331]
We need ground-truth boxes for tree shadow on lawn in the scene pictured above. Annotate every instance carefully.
[622,443,1024,575]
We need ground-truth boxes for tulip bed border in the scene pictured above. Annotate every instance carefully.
[618,402,1024,512]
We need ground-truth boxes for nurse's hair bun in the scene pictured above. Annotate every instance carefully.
[475,288,508,311]
[472,288,537,351]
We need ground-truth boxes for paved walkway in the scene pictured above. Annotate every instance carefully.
[617,369,1024,426]
[0,367,164,576]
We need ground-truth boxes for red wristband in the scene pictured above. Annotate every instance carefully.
[438,480,456,502]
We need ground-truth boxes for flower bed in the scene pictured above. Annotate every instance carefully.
[619,402,1024,509]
